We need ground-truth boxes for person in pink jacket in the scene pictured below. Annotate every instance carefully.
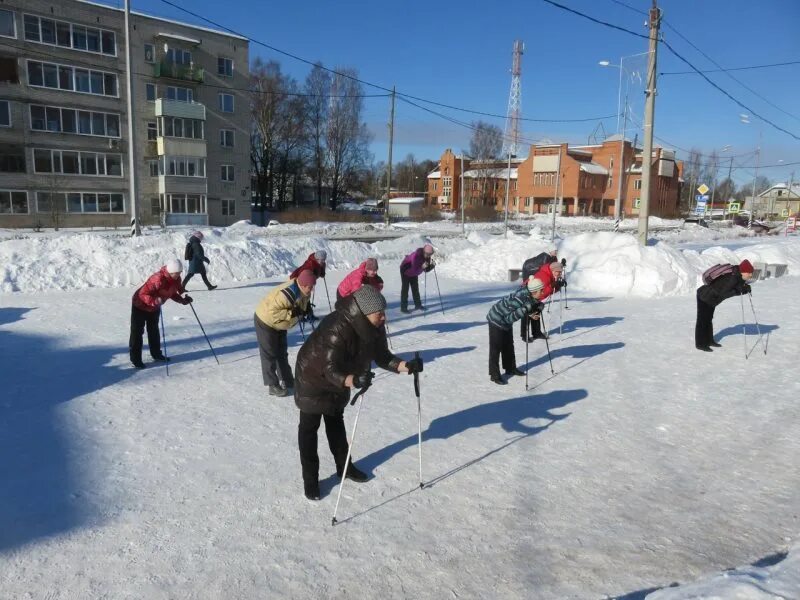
[336,258,383,306]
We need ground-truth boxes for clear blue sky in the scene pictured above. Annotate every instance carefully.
[119,0,800,187]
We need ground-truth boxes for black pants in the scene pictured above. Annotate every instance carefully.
[400,273,422,310]
[298,410,349,485]
[182,270,213,289]
[519,314,543,340]
[695,296,716,347]
[254,315,293,387]
[129,305,161,363]
[488,323,516,378]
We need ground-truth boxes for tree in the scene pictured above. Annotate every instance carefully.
[715,177,736,203]
[468,121,503,206]
[680,148,702,211]
[250,59,284,212]
[304,63,331,208]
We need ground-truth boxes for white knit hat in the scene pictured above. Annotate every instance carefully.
[165,258,183,274]
[527,278,544,293]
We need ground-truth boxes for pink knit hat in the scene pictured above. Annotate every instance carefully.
[423,243,434,255]
[297,270,317,287]
[365,258,379,271]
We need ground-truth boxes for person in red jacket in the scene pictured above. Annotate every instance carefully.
[522,261,564,342]
[336,257,383,305]
[129,258,193,369]
[290,250,327,280]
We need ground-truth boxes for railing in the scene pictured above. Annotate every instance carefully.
[153,61,204,83]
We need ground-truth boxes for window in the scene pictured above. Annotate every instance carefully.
[150,197,161,216]
[159,117,204,140]
[0,9,15,39]
[0,100,9,127]
[218,57,233,77]
[36,191,124,214]
[163,156,205,178]
[221,164,234,182]
[166,48,191,65]
[165,85,193,102]
[167,193,206,214]
[147,121,157,140]
[23,14,115,55]
[146,83,156,102]
[218,93,234,113]
[221,198,235,216]
[220,128,234,147]
[0,146,25,172]
[144,43,155,63]
[33,148,123,176]
[30,105,121,138]
[27,60,118,97]
[148,160,158,177]
[0,191,28,213]
[432,182,437,191]
[634,179,642,190]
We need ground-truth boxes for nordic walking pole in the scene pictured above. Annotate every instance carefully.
[524,319,530,391]
[323,277,332,312]
[298,318,306,342]
[559,288,564,336]
[160,310,169,376]
[740,294,748,360]
[413,351,423,489]
[332,381,371,526]
[432,267,445,315]
[561,258,569,309]
[539,312,555,375]
[424,271,428,313]
[748,292,766,355]
[189,303,219,365]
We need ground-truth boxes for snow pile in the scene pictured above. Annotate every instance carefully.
[648,543,799,599]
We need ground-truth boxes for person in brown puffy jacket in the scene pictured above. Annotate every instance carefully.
[293,285,423,501]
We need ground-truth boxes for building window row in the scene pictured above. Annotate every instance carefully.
[33,148,123,177]
[166,48,192,65]
[30,104,120,138]
[28,60,118,97]
[167,193,206,214]
[158,116,204,140]
[146,83,194,103]
[0,190,28,214]
[37,191,125,214]
[160,156,206,178]
[0,145,25,172]
[23,14,116,56]
[534,172,556,186]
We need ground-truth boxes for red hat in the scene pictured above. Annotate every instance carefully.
[297,269,317,287]
[739,259,754,274]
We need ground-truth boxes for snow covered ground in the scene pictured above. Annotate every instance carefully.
[1,225,798,598]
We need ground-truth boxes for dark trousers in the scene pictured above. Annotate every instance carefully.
[400,273,422,310]
[298,410,349,485]
[488,323,516,378]
[695,296,716,347]
[254,315,293,387]
[520,314,543,340]
[129,305,161,363]
[182,271,213,289]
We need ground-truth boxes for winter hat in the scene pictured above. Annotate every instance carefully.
[314,250,327,262]
[550,261,563,272]
[353,285,387,316]
[192,231,204,240]
[365,257,379,271]
[297,269,317,287]
[165,258,183,274]
[423,243,434,255]
[527,278,545,293]
[739,259,754,274]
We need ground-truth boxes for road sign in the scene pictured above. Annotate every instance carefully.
[695,194,709,216]
[728,202,740,214]
[697,183,709,195]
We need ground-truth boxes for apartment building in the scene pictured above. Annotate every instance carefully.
[0,0,249,228]
[427,138,683,219]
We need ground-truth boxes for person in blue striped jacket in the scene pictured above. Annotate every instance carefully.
[486,278,546,385]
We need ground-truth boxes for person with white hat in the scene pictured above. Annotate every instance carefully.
[129,258,193,369]
[290,250,327,280]
[486,278,546,385]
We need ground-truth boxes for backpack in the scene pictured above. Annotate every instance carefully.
[702,263,734,285]
[184,242,193,261]
[522,252,551,281]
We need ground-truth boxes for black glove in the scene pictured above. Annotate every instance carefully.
[353,371,374,389]
[424,261,435,273]
[554,280,563,292]
[203,257,210,264]
[405,357,423,374]
[290,305,304,318]
[742,283,752,294]
[304,304,317,321]
[183,295,193,304]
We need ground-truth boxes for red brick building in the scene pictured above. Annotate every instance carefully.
[426,137,683,218]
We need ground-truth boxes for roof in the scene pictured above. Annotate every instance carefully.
[579,162,609,175]
[427,171,441,179]
[463,168,518,179]
[388,197,426,204]
[758,183,800,198]
[156,32,202,45]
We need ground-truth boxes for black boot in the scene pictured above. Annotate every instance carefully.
[505,368,525,377]
[709,341,722,347]
[151,354,170,362]
[490,375,506,385]
[695,345,713,352]
[338,461,369,483]
[304,480,321,501]
[132,360,146,369]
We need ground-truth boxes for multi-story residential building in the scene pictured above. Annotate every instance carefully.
[0,0,249,228]
[427,137,683,219]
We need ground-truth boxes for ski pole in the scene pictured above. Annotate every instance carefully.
[539,312,555,375]
[740,294,748,360]
[748,292,766,355]
[412,351,423,489]
[332,383,370,526]
[424,271,428,313]
[160,309,169,377]
[298,318,306,342]
[189,303,219,365]
[561,258,569,309]
[323,277,332,312]
[559,289,563,336]
[525,319,529,391]
[433,267,445,315]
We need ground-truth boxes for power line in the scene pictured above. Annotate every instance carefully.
[540,0,649,39]
[607,0,648,16]
[660,59,800,76]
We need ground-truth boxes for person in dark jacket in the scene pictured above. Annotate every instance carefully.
[487,278,545,384]
[290,250,327,280]
[695,259,754,351]
[182,231,217,290]
[130,258,193,368]
[294,285,423,500]
[399,244,435,313]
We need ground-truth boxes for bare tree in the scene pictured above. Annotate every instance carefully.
[468,121,503,206]
[304,63,331,208]
[250,59,284,212]
[681,147,703,211]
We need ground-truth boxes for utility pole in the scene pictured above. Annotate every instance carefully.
[709,154,718,220]
[504,151,512,238]
[124,0,140,236]
[384,87,395,226]
[749,139,761,229]
[614,95,628,232]
[460,153,466,235]
[788,171,795,217]
[637,0,661,246]
[551,146,562,242]
[722,156,733,220]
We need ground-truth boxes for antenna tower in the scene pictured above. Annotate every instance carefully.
[502,40,524,157]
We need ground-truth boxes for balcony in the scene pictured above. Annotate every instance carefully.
[153,61,204,83]
[155,99,206,121]
[157,137,207,158]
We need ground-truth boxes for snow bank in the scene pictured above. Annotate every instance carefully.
[648,543,799,599]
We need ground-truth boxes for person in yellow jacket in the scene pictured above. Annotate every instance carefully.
[255,269,316,397]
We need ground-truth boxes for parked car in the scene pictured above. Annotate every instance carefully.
[683,216,708,227]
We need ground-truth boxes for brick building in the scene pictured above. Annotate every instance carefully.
[426,137,683,218]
